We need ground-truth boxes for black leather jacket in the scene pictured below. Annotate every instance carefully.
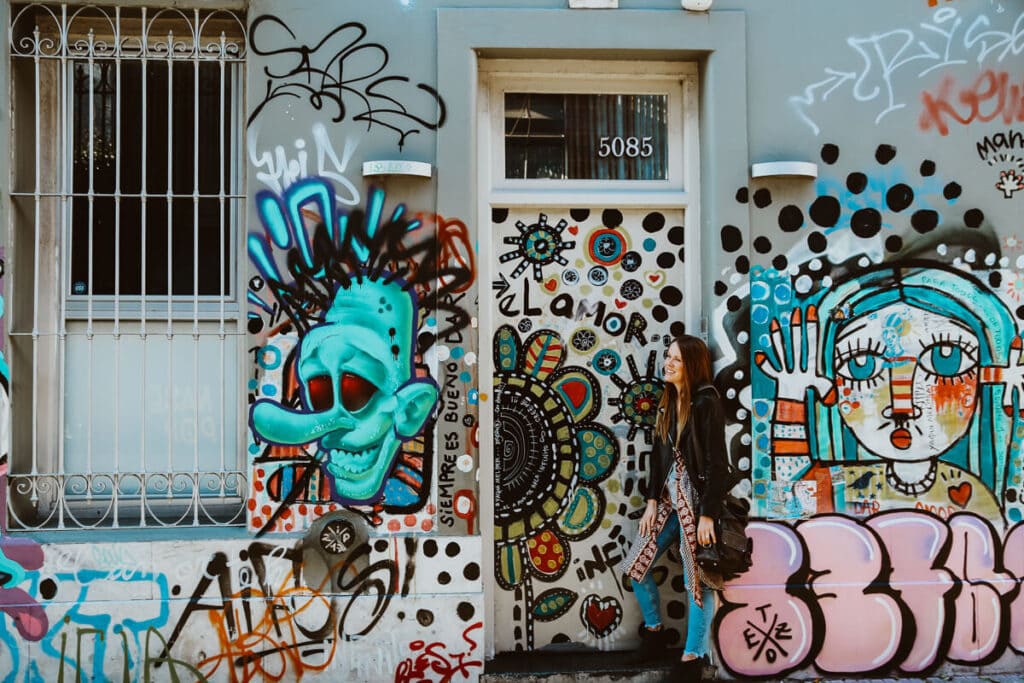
[645,384,728,519]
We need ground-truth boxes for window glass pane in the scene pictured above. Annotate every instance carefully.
[504,93,668,180]
[70,60,232,297]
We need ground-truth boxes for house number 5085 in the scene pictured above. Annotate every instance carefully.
[597,136,653,158]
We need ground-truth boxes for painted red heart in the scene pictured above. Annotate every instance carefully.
[581,595,622,637]
[614,299,628,309]
[544,278,558,292]
[948,482,972,508]
[647,273,661,284]
[568,225,579,235]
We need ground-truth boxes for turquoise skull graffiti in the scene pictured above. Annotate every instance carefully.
[250,276,438,504]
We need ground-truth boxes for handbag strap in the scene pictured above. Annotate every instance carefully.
[686,384,740,492]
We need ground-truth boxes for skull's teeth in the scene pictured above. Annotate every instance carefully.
[327,447,376,475]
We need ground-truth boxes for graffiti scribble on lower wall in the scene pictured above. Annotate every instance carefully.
[157,511,402,682]
[246,177,475,534]
[393,621,483,683]
[717,511,1024,677]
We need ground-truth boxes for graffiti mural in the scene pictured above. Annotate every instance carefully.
[789,5,1024,135]
[0,523,483,682]
[246,178,473,534]
[745,143,1024,527]
[0,255,49,659]
[394,621,484,683]
[977,129,1024,199]
[491,207,693,650]
[710,135,1024,676]
[718,512,1024,677]
[247,15,446,149]
[919,70,1024,136]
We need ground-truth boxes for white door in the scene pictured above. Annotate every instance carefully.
[478,60,701,653]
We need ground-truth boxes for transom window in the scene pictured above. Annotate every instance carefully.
[482,59,696,197]
[504,92,669,180]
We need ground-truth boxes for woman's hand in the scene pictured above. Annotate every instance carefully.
[638,499,658,537]
[697,515,716,547]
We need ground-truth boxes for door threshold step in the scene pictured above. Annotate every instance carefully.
[482,650,701,682]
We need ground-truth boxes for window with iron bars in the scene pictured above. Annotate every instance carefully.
[7,3,248,529]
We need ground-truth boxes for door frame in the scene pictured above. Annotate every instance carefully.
[476,57,702,656]
[436,8,750,659]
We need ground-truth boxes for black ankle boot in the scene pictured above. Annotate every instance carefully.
[668,657,702,682]
[634,624,672,660]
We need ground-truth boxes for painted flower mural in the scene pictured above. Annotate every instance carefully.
[492,325,619,589]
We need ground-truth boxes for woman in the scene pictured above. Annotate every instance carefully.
[620,334,728,681]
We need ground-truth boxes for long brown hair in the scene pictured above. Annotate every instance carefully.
[655,334,713,443]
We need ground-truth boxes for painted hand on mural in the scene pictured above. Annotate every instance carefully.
[250,277,438,504]
[755,305,835,404]
[988,336,1024,418]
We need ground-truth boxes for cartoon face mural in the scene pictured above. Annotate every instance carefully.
[759,263,1021,520]
[246,179,473,534]
[745,142,1024,525]
[251,276,438,503]
[830,303,979,459]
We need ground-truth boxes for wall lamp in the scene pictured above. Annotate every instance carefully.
[750,161,818,179]
[362,160,433,178]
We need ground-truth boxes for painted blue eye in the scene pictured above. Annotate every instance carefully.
[836,352,884,383]
[919,343,975,378]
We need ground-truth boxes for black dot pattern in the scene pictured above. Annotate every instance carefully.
[886,184,914,212]
[821,143,839,164]
[753,188,772,208]
[964,208,984,228]
[807,231,827,253]
[851,208,882,238]
[809,196,840,227]
[602,208,623,228]
[912,209,939,234]
[846,172,868,194]
[643,212,666,233]
[778,205,804,232]
[721,225,743,252]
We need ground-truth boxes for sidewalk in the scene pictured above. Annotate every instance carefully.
[480,649,1024,683]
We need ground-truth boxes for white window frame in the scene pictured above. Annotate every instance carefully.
[481,58,699,209]
[6,2,249,531]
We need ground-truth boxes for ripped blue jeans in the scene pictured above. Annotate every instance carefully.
[630,511,715,659]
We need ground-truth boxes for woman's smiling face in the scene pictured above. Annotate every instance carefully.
[663,341,684,388]
[832,303,980,462]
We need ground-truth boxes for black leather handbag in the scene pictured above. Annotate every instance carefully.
[695,493,752,579]
[686,404,753,580]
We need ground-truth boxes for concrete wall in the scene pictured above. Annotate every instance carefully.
[1,0,1022,680]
